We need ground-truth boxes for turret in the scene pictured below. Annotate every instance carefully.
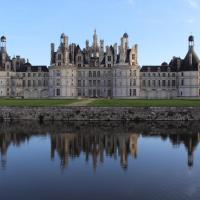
[1,36,7,52]
[50,43,55,65]
[60,33,69,65]
[114,43,118,64]
[99,40,104,63]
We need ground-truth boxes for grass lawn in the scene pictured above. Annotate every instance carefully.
[88,99,200,107]
[0,99,79,107]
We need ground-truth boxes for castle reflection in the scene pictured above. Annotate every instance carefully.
[0,121,200,170]
[51,133,139,169]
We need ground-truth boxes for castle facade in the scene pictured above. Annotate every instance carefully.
[0,32,199,99]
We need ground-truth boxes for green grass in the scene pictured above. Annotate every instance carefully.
[88,99,200,107]
[1,99,200,107]
[0,99,79,107]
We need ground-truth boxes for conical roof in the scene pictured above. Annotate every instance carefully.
[180,48,199,71]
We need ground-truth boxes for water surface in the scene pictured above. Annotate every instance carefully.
[0,121,200,200]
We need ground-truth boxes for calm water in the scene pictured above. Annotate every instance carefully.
[0,121,200,200]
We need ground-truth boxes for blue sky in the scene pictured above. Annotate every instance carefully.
[0,0,200,66]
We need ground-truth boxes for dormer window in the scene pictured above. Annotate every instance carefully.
[108,56,111,62]
[58,54,62,60]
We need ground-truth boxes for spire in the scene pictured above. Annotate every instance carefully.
[93,29,98,49]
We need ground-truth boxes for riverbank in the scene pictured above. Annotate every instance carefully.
[0,106,200,121]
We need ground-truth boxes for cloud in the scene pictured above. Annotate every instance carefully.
[186,0,199,9]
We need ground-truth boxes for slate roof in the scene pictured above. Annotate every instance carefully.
[180,48,199,71]
[16,63,49,72]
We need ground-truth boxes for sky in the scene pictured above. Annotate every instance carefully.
[0,0,200,66]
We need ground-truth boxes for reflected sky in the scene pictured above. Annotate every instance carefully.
[0,121,200,200]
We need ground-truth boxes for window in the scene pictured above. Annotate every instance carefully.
[97,80,101,87]
[56,89,60,96]
[93,80,96,87]
[89,71,92,77]
[181,79,184,86]
[162,80,166,87]
[89,80,92,87]
[93,71,96,77]
[132,54,135,60]
[148,80,151,87]
[108,64,112,67]
[163,73,166,77]
[78,64,81,67]
[58,54,62,60]
[158,80,161,87]
[153,80,156,87]
[172,80,176,87]
[133,89,136,96]
[78,80,81,87]
[108,56,111,61]
[28,80,31,87]
[83,80,85,87]
[142,80,146,87]
[78,89,81,96]
[97,71,100,77]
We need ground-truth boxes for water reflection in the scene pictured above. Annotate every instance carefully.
[0,121,200,170]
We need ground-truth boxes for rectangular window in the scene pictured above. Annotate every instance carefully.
[108,56,111,62]
[172,80,176,87]
[162,80,166,87]
[78,80,81,87]
[153,80,156,87]
[148,80,151,87]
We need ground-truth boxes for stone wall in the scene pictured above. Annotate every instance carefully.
[0,107,200,121]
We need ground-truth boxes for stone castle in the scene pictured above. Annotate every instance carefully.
[0,31,199,98]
